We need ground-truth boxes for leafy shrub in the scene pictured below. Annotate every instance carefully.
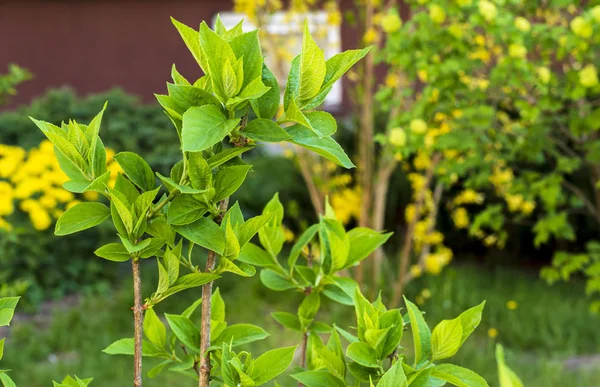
[0,14,491,387]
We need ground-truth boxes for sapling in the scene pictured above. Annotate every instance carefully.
[31,15,368,386]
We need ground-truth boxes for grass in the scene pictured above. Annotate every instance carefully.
[3,262,599,386]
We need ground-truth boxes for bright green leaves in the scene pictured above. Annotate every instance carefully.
[292,370,347,387]
[458,301,485,345]
[403,296,432,365]
[0,297,19,327]
[52,375,94,387]
[287,124,355,168]
[214,164,252,202]
[299,21,326,103]
[31,104,108,185]
[251,65,280,119]
[377,360,407,387]
[229,30,263,89]
[496,345,524,387]
[322,47,371,92]
[171,18,206,70]
[173,217,226,254]
[94,243,130,262]
[251,346,297,385]
[243,119,291,142]
[345,228,393,269]
[298,292,321,330]
[55,202,110,236]
[144,307,167,348]
[165,314,200,353]
[182,105,240,152]
[431,364,489,387]
[113,152,155,192]
[431,319,463,361]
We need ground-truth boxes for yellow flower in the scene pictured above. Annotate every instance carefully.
[410,265,422,278]
[514,17,531,32]
[416,295,425,305]
[363,28,378,44]
[405,204,416,223]
[570,16,592,38]
[38,195,58,209]
[282,225,295,242]
[29,207,52,231]
[452,207,470,229]
[0,181,14,216]
[537,67,551,84]
[505,194,524,212]
[479,0,497,23]
[425,254,443,275]
[508,44,527,59]
[520,200,536,215]
[425,231,444,245]
[417,70,428,82]
[327,10,342,26]
[579,64,599,88]
[385,73,401,88]
[410,119,428,135]
[429,5,446,24]
[421,288,431,299]
[488,328,498,338]
[381,12,402,33]
[389,128,406,147]
[330,186,361,224]
[506,300,518,310]
[83,191,100,201]
[592,6,600,23]
[413,151,431,170]
[483,234,497,247]
[454,189,484,206]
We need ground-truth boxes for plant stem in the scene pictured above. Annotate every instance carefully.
[147,191,178,219]
[199,198,229,387]
[132,257,143,387]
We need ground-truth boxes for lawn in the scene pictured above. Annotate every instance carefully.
[3,262,599,386]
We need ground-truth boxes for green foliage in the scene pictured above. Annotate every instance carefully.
[0,64,31,106]
[0,296,19,385]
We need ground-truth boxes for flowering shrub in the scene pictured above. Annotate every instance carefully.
[0,15,491,387]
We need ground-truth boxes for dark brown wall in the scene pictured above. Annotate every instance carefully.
[0,0,384,110]
[0,0,233,108]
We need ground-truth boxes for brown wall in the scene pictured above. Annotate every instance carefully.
[0,0,233,108]
[0,0,386,110]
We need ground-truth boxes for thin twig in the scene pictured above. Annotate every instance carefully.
[199,198,229,387]
[132,258,143,387]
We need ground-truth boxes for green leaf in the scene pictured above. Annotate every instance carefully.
[0,373,16,387]
[298,292,321,329]
[237,243,278,268]
[167,83,220,113]
[208,146,255,169]
[345,228,392,268]
[171,17,206,69]
[222,59,239,98]
[181,105,240,152]
[306,111,337,137]
[0,297,19,327]
[377,359,407,387]
[287,125,355,169]
[55,202,110,236]
[212,288,226,322]
[163,243,181,285]
[458,301,485,345]
[159,273,220,300]
[322,276,358,306]
[321,47,371,91]
[156,172,204,195]
[252,346,297,384]
[226,76,271,108]
[496,345,524,387]
[188,152,213,191]
[171,64,190,85]
[271,312,302,331]
[214,165,252,202]
[346,342,380,368]
[251,64,280,120]
[243,119,290,142]
[212,324,269,348]
[431,319,463,360]
[165,314,200,353]
[404,297,432,364]
[260,269,295,291]
[236,213,273,247]
[288,224,319,270]
[216,257,256,277]
[94,243,130,262]
[102,338,165,357]
[173,218,226,254]
[113,152,155,192]
[292,371,346,387]
[167,195,209,226]
[299,21,326,102]
[0,338,4,361]
[144,307,167,348]
[199,21,237,99]
[229,30,263,88]
[118,236,152,254]
[431,364,489,387]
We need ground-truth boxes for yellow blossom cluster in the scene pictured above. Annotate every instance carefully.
[424,246,453,275]
[330,185,361,225]
[0,140,119,232]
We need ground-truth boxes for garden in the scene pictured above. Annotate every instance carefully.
[0,0,599,386]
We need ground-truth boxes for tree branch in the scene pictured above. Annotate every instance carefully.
[132,258,143,387]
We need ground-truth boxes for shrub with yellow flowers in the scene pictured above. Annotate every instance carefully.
[376,0,600,309]
[0,139,121,304]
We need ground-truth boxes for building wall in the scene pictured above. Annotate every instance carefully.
[0,0,373,110]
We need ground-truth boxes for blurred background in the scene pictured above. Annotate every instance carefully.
[1,0,600,385]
